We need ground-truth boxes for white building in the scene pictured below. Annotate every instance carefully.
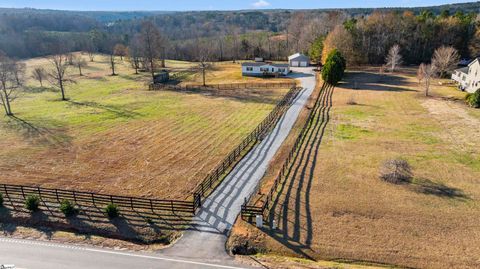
[288,53,310,67]
[241,62,290,77]
[452,58,480,93]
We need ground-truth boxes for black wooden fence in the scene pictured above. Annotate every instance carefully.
[0,86,302,224]
[149,82,296,91]
[241,82,331,224]
[0,183,195,215]
[192,86,302,206]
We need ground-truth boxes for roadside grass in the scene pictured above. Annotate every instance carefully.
[0,53,289,199]
[230,66,480,269]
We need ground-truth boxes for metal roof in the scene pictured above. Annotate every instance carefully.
[241,62,289,68]
[288,53,309,61]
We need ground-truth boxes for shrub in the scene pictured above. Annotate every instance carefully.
[0,193,3,207]
[466,89,480,108]
[322,49,347,85]
[59,199,78,217]
[25,195,40,212]
[104,203,119,219]
[380,158,413,184]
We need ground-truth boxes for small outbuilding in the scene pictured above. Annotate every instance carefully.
[288,53,310,67]
[153,70,170,84]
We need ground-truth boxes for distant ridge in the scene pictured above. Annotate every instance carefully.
[0,1,479,22]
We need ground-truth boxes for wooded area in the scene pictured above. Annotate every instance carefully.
[0,2,479,64]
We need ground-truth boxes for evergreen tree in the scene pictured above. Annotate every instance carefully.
[321,49,346,85]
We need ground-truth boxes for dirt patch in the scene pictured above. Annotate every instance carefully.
[422,98,480,150]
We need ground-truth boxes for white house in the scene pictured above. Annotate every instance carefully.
[241,62,290,77]
[288,53,310,67]
[452,58,480,93]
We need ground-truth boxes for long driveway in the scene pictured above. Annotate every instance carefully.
[161,67,316,262]
[0,68,316,269]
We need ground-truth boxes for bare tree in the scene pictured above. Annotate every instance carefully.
[193,40,213,86]
[417,63,436,97]
[139,21,164,83]
[128,35,143,74]
[385,44,402,72]
[114,44,128,61]
[431,46,460,78]
[0,55,24,115]
[31,67,47,87]
[73,56,88,76]
[84,39,96,62]
[47,54,71,101]
[109,53,117,76]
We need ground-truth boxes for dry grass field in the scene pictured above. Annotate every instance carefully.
[0,54,290,199]
[230,67,480,268]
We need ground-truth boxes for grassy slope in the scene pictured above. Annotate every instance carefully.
[0,54,289,199]
[231,67,480,268]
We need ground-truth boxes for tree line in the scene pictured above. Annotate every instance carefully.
[1,3,479,63]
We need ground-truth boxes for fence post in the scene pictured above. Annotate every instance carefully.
[91,193,95,206]
[55,189,59,203]
[150,199,154,212]
[37,186,41,203]
[130,197,134,210]
[73,191,77,204]
[171,200,174,213]
[21,186,25,199]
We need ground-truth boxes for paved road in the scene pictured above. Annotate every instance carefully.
[0,68,316,269]
[162,67,316,261]
[0,237,248,269]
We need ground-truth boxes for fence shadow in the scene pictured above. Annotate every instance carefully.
[261,84,334,259]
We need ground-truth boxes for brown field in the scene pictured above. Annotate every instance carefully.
[0,54,290,199]
[230,67,480,268]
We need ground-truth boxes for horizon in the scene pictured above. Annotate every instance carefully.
[0,0,475,12]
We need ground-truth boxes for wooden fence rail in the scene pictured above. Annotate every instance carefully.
[241,81,329,224]
[149,82,296,91]
[0,85,302,224]
[192,86,302,209]
[0,183,195,215]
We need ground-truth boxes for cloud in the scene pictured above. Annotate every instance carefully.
[251,0,270,8]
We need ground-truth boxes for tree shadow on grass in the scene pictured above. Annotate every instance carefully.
[67,100,142,119]
[162,87,286,105]
[409,178,470,201]
[23,86,57,94]
[3,115,72,147]
[340,71,417,92]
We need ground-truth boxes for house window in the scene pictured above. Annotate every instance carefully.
[246,67,253,71]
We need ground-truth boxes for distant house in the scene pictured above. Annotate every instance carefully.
[452,58,480,93]
[241,62,290,77]
[288,53,310,67]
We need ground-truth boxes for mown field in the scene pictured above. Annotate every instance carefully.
[0,54,291,199]
[230,67,480,268]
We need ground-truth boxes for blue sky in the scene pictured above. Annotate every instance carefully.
[0,0,473,11]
